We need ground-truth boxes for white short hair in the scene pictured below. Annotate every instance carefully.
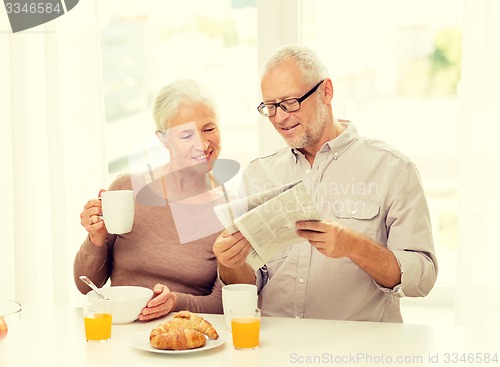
[152,79,217,131]
[261,44,329,84]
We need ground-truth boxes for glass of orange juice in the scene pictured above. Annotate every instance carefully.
[230,308,261,350]
[83,301,112,342]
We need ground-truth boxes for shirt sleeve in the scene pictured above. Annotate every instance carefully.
[380,161,438,297]
[73,234,116,293]
[255,265,268,292]
[72,175,127,294]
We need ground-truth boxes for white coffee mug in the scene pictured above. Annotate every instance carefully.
[101,190,135,234]
[222,284,258,331]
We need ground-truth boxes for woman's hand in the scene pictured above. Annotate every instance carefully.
[138,284,177,321]
[80,189,107,246]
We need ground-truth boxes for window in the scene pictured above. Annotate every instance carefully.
[302,0,463,312]
[98,0,258,182]
[97,0,459,321]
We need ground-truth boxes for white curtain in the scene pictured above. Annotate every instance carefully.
[456,0,500,326]
[0,1,107,307]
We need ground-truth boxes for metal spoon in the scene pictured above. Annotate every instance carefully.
[79,276,110,300]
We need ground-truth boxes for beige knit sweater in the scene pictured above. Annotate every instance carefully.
[73,173,224,314]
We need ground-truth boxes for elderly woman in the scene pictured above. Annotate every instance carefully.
[74,79,227,321]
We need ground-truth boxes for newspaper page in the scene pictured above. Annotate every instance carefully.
[214,181,321,270]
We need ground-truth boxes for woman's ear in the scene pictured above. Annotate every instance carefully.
[156,130,171,150]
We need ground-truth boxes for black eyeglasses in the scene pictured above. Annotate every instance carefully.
[257,79,325,117]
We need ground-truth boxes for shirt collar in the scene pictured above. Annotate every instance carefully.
[323,120,358,159]
[290,120,358,162]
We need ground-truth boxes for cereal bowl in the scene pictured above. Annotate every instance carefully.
[0,299,22,344]
[87,286,153,324]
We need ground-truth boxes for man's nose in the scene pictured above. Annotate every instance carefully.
[273,105,289,124]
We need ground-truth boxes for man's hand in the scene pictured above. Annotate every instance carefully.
[213,229,252,269]
[296,219,349,258]
[213,229,256,285]
[297,218,401,288]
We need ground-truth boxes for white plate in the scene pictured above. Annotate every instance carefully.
[131,331,225,354]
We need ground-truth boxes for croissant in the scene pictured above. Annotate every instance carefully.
[149,311,219,350]
[150,328,206,350]
[171,311,219,340]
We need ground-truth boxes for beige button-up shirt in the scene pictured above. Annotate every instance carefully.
[243,122,437,322]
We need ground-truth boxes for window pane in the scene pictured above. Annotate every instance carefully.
[98,0,258,179]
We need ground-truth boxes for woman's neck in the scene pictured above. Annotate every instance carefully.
[161,164,216,203]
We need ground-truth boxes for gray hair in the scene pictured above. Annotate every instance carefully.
[152,79,217,131]
[260,44,329,84]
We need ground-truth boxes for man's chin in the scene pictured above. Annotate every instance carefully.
[283,135,307,149]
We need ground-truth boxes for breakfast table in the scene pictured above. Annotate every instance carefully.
[1,305,499,367]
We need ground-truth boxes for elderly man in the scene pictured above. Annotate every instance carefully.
[213,44,437,322]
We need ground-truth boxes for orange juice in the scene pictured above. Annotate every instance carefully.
[84,313,112,341]
[231,317,260,349]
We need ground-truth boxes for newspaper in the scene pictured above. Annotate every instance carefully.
[213,180,321,270]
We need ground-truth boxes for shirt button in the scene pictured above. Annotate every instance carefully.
[334,152,339,157]
[351,210,357,215]
[305,169,311,174]
[298,277,304,283]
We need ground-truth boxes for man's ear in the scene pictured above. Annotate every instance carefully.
[322,78,334,102]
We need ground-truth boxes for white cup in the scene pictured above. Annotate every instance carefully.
[101,190,135,234]
[222,284,258,331]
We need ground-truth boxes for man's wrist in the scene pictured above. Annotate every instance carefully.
[219,263,255,285]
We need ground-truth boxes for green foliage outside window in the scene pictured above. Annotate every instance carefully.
[398,27,462,98]
[430,28,462,96]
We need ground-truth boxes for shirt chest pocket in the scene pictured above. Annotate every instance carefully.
[331,200,381,240]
